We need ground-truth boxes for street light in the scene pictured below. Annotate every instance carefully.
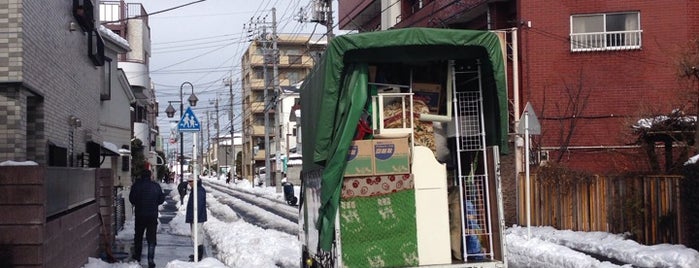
[165,81,198,184]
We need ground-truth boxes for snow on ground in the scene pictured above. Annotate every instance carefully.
[85,176,699,268]
[507,226,699,268]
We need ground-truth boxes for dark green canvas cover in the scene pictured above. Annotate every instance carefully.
[299,27,509,251]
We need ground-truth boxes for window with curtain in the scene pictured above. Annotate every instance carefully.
[570,12,641,52]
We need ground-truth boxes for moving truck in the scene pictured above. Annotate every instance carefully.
[299,28,510,268]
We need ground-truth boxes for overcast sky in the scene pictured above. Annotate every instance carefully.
[140,0,338,154]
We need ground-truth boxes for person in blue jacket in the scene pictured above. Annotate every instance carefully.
[185,176,208,261]
[129,169,165,268]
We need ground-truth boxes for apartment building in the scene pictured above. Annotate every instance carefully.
[240,34,325,183]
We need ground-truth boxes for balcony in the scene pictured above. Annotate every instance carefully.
[100,1,148,25]
[253,149,266,161]
[570,30,642,52]
[247,79,266,89]
[250,125,274,136]
[250,101,265,113]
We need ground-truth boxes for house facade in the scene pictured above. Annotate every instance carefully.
[98,24,134,236]
[207,132,243,178]
[518,1,699,174]
[101,0,160,177]
[101,1,162,227]
[0,0,122,266]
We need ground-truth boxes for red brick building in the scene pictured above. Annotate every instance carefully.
[338,0,699,175]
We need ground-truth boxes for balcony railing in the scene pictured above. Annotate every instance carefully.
[570,30,642,52]
[100,1,148,25]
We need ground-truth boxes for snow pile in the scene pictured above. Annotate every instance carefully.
[506,231,622,268]
[507,226,699,268]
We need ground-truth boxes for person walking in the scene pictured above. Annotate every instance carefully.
[129,169,165,268]
[186,176,208,261]
[177,178,188,204]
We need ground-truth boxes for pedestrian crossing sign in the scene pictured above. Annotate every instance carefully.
[178,107,201,132]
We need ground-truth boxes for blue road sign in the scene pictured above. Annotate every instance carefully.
[178,107,201,132]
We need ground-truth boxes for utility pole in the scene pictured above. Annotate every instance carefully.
[211,98,220,175]
[206,110,211,174]
[250,12,273,188]
[310,0,334,41]
[246,8,280,189]
[224,76,236,178]
[271,7,282,193]
[262,23,272,188]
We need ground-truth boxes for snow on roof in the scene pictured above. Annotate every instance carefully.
[98,25,130,50]
[0,160,38,166]
[633,115,696,129]
[686,154,699,165]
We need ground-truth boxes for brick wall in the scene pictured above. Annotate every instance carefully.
[44,203,100,268]
[519,0,699,174]
[0,85,26,160]
[0,166,109,267]
[97,168,114,254]
[0,0,23,82]
[0,166,44,267]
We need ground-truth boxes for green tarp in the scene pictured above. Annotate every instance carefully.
[300,28,509,251]
[340,189,418,268]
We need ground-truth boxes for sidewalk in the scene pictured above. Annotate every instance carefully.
[113,183,197,267]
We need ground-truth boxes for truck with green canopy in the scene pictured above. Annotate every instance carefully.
[299,27,509,268]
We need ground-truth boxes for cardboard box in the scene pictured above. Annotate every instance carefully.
[412,83,442,114]
[373,138,410,175]
[344,139,374,177]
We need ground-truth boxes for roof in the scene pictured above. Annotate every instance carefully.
[98,25,130,51]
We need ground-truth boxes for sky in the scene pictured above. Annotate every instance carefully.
[139,0,340,155]
[77,175,699,268]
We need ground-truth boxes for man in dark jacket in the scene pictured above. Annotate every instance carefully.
[177,179,188,204]
[129,169,165,268]
[186,176,207,261]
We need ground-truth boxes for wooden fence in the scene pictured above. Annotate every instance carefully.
[517,173,683,245]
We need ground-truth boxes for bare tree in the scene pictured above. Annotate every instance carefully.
[675,38,699,150]
[549,68,592,163]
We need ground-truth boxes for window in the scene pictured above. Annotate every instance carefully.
[253,68,264,79]
[253,114,265,125]
[88,29,105,66]
[570,12,641,52]
[101,58,112,100]
[288,55,302,65]
[286,71,301,84]
[253,91,264,102]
